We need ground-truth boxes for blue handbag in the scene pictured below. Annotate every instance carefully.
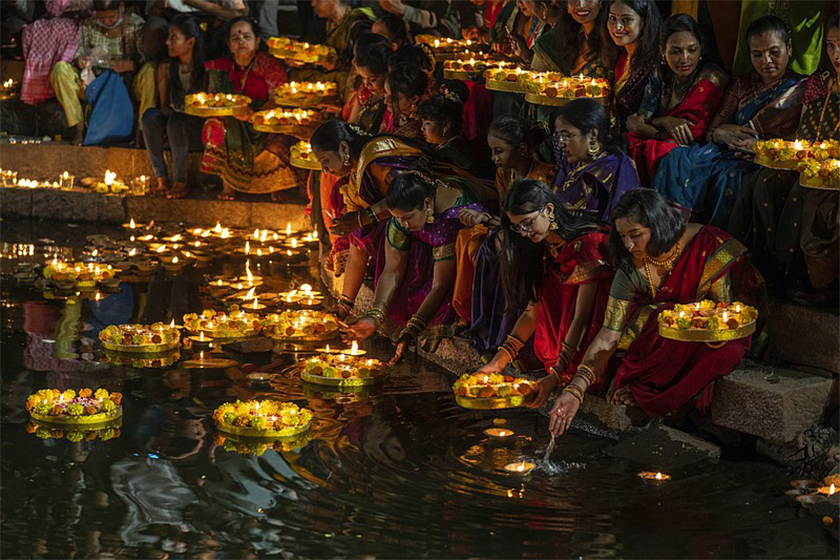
[83,69,134,146]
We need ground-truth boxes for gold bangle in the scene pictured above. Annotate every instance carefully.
[548,366,563,383]
[497,345,514,363]
[562,384,584,404]
[505,334,524,352]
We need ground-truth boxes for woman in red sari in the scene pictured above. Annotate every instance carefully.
[477,179,614,408]
[201,17,298,200]
[627,14,728,185]
[548,189,766,435]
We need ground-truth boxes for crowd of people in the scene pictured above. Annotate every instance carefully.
[11,0,839,435]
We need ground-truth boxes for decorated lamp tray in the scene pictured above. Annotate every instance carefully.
[484,68,532,93]
[185,93,251,117]
[300,353,386,387]
[453,373,536,409]
[183,307,263,340]
[213,400,312,438]
[43,260,117,288]
[754,139,839,170]
[442,56,508,80]
[415,35,483,61]
[524,74,610,107]
[214,431,312,455]
[274,81,338,108]
[262,310,339,342]
[99,323,181,353]
[797,159,840,190]
[291,141,320,170]
[267,37,335,64]
[27,388,123,427]
[657,300,758,342]
[251,108,324,134]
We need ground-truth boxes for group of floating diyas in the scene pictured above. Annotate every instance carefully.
[1,167,152,195]
[754,138,840,190]
[301,348,386,387]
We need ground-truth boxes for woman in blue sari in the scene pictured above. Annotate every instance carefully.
[654,16,805,227]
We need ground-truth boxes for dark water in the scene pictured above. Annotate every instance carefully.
[1,221,837,559]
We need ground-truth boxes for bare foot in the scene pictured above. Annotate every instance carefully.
[153,177,169,196]
[166,181,189,199]
[611,386,638,407]
[217,187,235,201]
[71,123,85,146]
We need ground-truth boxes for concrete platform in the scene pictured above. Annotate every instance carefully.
[767,301,840,375]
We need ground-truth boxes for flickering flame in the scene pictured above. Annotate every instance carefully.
[246,262,253,282]
[515,462,526,472]
[245,287,256,300]
[172,256,179,264]
[129,248,136,256]
[655,472,663,480]
[199,331,205,341]
[722,311,728,322]
[170,319,175,328]
[301,283,312,295]
[193,228,203,235]
[831,484,836,495]
[735,304,741,313]
[253,228,260,240]
[156,245,167,253]
[245,240,251,254]
[214,222,222,233]
[201,230,211,238]
[104,170,116,186]
[129,218,136,228]
[286,223,292,236]
[325,344,330,353]
[286,289,297,302]
[170,234,182,242]
[291,238,298,248]
[260,229,267,242]
[220,228,230,239]
[95,292,101,301]
[350,340,359,355]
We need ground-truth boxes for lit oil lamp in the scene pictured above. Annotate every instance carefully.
[503,461,536,475]
[484,427,515,441]
[314,343,341,354]
[243,295,267,312]
[638,471,671,483]
[183,350,237,369]
[188,331,214,351]
[817,483,837,496]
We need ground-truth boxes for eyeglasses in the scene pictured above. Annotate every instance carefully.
[509,209,545,233]
[554,131,579,143]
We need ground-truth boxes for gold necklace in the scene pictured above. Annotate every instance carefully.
[642,241,682,271]
[643,258,658,298]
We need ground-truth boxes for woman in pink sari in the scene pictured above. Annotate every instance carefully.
[548,189,766,435]
[627,14,728,185]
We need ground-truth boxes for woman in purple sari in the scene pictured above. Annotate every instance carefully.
[347,172,488,363]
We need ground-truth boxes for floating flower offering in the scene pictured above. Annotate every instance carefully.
[453,373,536,409]
[658,300,758,342]
[267,36,335,63]
[93,170,129,194]
[213,400,312,438]
[301,351,386,387]
[214,431,312,455]
[263,309,339,341]
[26,388,122,426]
[43,259,116,289]
[183,307,263,339]
[100,349,181,368]
[503,461,536,474]
[186,93,251,117]
[99,322,181,353]
[291,141,319,170]
[638,471,671,482]
[275,81,338,108]
[525,73,610,106]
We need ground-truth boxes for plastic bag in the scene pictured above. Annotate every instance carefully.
[83,70,134,146]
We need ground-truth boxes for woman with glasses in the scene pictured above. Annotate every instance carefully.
[547,189,766,436]
[346,172,490,363]
[452,115,556,340]
[477,179,614,408]
[553,98,639,224]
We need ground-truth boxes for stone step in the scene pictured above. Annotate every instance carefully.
[711,366,835,445]
[766,301,839,375]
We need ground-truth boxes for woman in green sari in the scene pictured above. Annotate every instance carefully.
[531,0,608,79]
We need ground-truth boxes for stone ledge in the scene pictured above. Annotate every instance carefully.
[766,301,839,375]
[711,367,834,444]
[607,425,721,470]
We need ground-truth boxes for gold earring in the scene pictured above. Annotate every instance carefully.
[589,141,601,157]
[342,152,350,167]
[426,208,435,224]
[548,210,558,230]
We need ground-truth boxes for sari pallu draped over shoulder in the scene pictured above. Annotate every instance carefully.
[374,186,489,340]
[653,73,805,227]
[612,53,657,136]
[629,64,728,185]
[606,226,767,417]
[201,53,299,193]
[554,152,640,224]
[534,230,614,390]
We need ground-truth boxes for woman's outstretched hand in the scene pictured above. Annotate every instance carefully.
[526,374,558,409]
[345,317,377,341]
[329,211,362,236]
[547,392,580,436]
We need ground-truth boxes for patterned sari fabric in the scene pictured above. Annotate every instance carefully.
[534,231,613,390]
[730,70,840,290]
[628,64,728,185]
[452,160,557,327]
[605,226,766,417]
[201,53,300,193]
[554,152,641,223]
[612,53,657,136]
[654,72,805,227]
[375,195,488,340]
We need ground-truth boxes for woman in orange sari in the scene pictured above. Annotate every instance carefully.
[627,14,728,185]
[548,189,766,435]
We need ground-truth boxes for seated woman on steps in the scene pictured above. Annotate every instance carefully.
[200,16,301,201]
[346,172,490,364]
[142,15,207,199]
[547,189,767,436]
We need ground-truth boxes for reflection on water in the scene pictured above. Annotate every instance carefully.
[1,222,837,558]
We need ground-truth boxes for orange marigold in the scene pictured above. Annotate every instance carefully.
[79,388,92,398]
[85,432,98,440]
[85,406,98,415]
[110,392,123,405]
[25,423,37,433]
[51,405,63,415]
